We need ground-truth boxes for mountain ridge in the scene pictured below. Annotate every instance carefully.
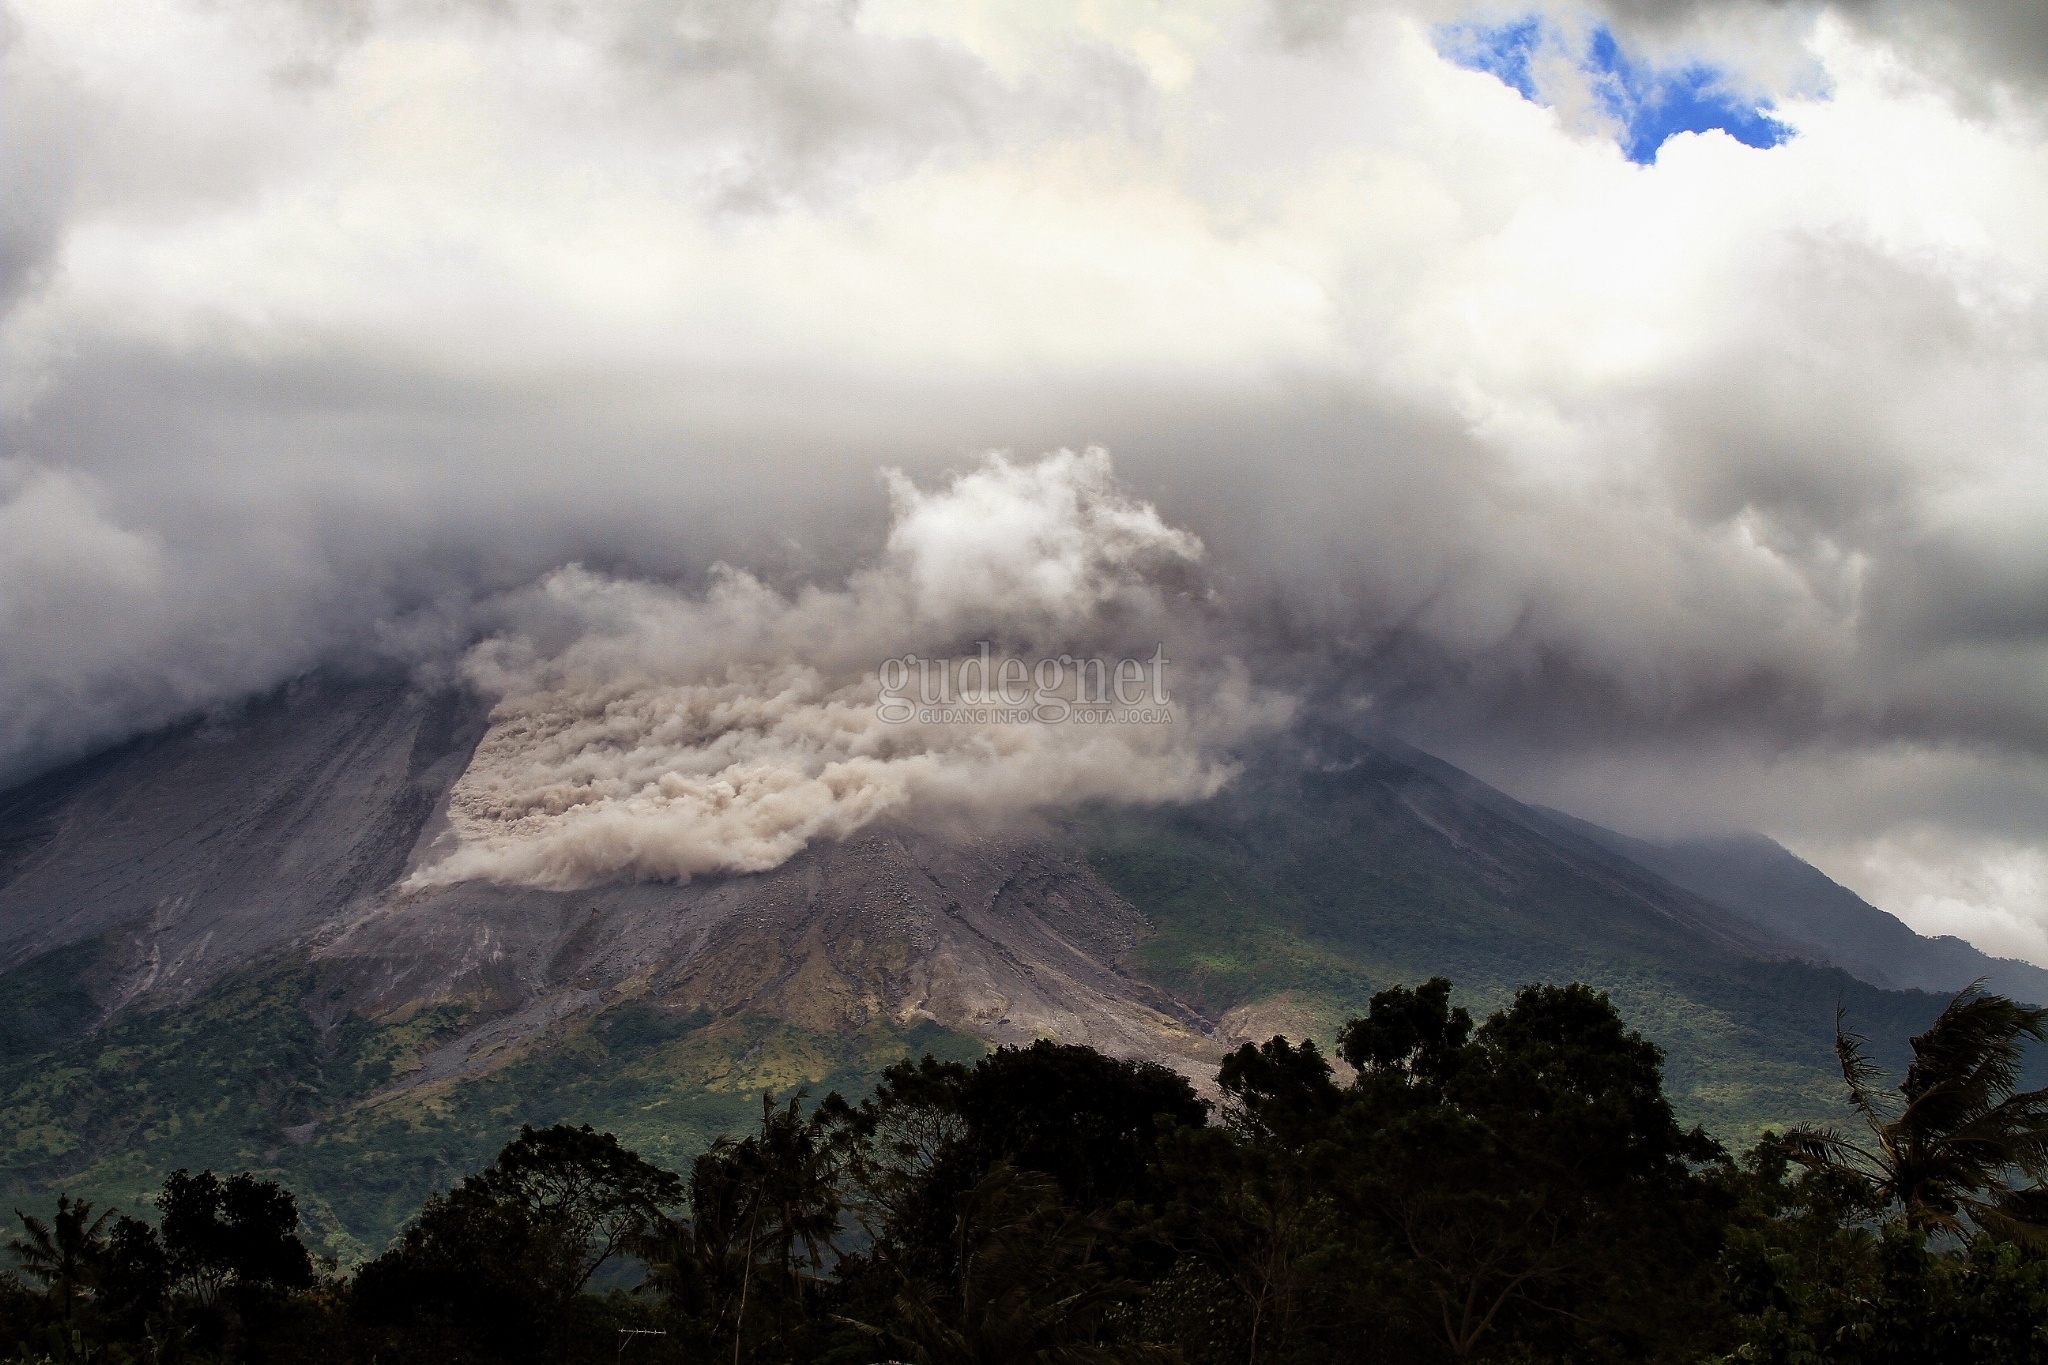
[1542,812,2048,1004]
[0,676,1987,1253]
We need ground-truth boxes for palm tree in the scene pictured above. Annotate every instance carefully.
[10,1195,113,1320]
[751,1092,846,1295]
[1786,983,2048,1241]
[682,1091,848,1364]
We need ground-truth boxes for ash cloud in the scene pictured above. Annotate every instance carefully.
[1,0,2045,953]
[412,451,1285,890]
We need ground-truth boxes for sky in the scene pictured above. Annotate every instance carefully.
[2,0,2045,959]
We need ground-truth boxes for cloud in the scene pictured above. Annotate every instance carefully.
[1592,0,2048,104]
[1804,826,2048,965]
[0,459,343,773]
[414,451,1284,889]
[0,0,2044,952]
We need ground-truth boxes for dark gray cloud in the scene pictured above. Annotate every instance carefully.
[2,0,2044,951]
[1592,0,2048,97]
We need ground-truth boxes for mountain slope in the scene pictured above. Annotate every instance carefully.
[0,678,488,1022]
[1545,815,2048,1004]
[1352,739,2048,1003]
[1075,741,1948,1142]
[0,680,1967,1253]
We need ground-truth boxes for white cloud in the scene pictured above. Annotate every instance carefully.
[1,0,2045,953]
[0,459,335,771]
[1808,827,2048,965]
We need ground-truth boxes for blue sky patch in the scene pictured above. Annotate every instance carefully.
[1444,16,1547,103]
[1439,16,1792,164]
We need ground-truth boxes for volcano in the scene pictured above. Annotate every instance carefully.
[0,676,2034,1257]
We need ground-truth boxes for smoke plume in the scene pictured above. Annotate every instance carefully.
[411,451,1286,889]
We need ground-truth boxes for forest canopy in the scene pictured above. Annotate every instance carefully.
[6,979,2047,1365]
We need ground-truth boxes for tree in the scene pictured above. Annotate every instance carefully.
[157,1169,315,1304]
[94,1215,169,1332]
[1709,1179,2048,1365]
[1162,1124,1335,1365]
[680,1093,847,1363]
[839,1057,973,1260]
[352,1124,683,1365]
[352,1180,554,1365]
[954,1042,1209,1212]
[8,1196,110,1321]
[1786,982,2048,1242]
[478,1124,686,1295]
[1215,1035,1343,1151]
[1196,1037,1347,1363]
[1336,981,1727,1364]
[847,1164,1169,1365]
[835,1043,1207,1307]
[1337,976,1471,1091]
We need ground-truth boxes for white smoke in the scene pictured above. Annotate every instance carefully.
[412,449,1288,891]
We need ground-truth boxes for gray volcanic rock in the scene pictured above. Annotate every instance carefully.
[313,824,1222,1093]
[0,678,488,1012]
[0,675,2004,1141]
[0,676,2002,1255]
[0,678,1222,1086]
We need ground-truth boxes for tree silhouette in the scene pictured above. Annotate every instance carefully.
[157,1169,316,1305]
[1786,982,2048,1241]
[845,1164,1170,1365]
[8,1194,111,1320]
[1338,976,1471,1090]
[1340,981,1724,1364]
[480,1123,685,1296]
[1203,1036,1346,1363]
[352,1124,683,1364]
[685,1092,846,1362]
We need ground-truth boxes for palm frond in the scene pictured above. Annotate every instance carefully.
[1826,985,2048,1242]
[1902,983,2048,1108]
[1832,1008,1891,1135]
[1779,1124,1870,1173]
[7,1212,58,1279]
[1970,1193,2048,1250]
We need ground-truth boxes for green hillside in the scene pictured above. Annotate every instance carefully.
[0,939,981,1261]
[1081,769,1948,1144]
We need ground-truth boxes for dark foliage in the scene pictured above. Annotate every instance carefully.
[949,1040,1211,1209]
[6,980,2047,1365]
[1783,983,2048,1242]
[159,1169,317,1302]
[1,1168,327,1364]
[350,1123,684,1364]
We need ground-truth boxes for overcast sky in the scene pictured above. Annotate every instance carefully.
[3,0,2044,959]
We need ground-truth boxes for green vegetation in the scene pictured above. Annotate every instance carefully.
[0,940,104,1070]
[7,979,2048,1364]
[1083,802,1949,1142]
[0,945,981,1261]
[0,792,1975,1270]
[0,759,1998,1274]
[0,955,374,1229]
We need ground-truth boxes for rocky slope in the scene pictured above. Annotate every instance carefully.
[312,822,1222,1097]
[0,679,488,1006]
[1548,818,2048,1003]
[0,676,1985,1252]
